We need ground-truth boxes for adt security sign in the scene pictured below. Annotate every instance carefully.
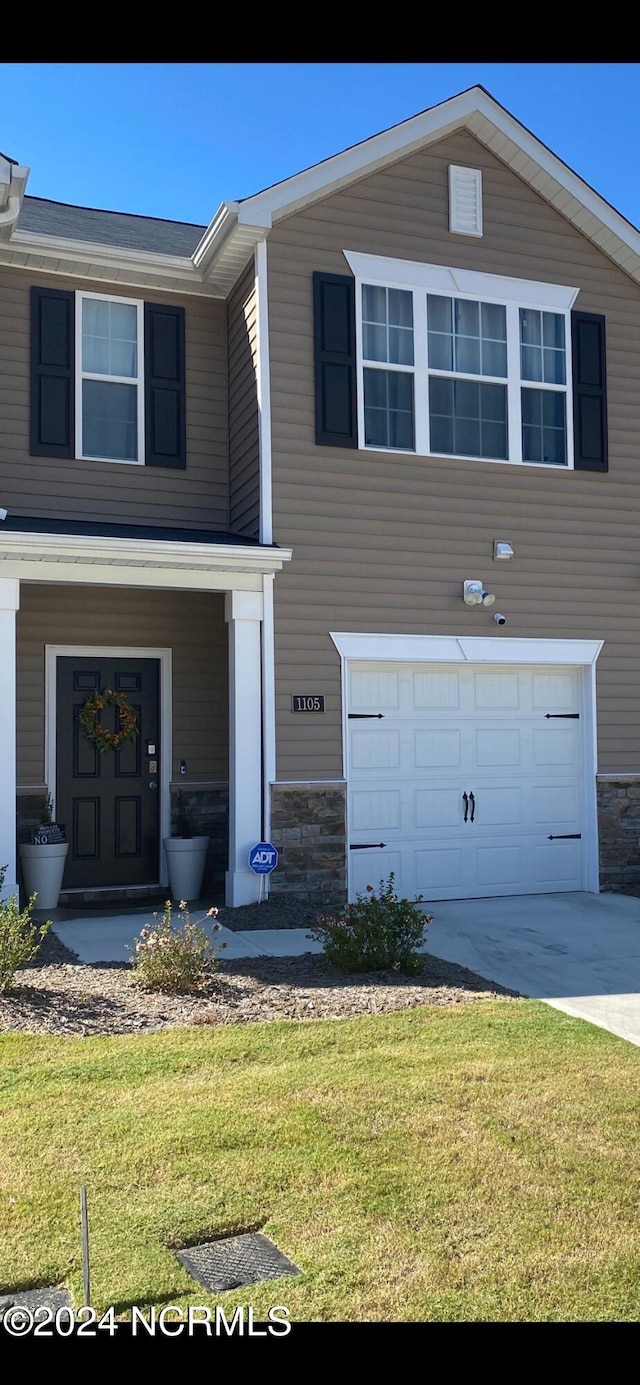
[249,842,278,874]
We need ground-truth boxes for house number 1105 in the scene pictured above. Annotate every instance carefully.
[291,695,325,713]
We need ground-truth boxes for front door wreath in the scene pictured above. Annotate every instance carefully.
[78,688,139,753]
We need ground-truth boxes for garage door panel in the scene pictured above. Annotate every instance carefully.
[534,841,582,885]
[350,849,402,896]
[413,670,460,709]
[350,668,399,710]
[530,783,578,825]
[473,671,520,709]
[351,789,401,832]
[532,672,577,712]
[351,728,400,770]
[533,726,577,765]
[414,728,461,769]
[475,727,521,766]
[476,844,522,887]
[415,788,463,829]
[416,847,464,892]
[472,785,522,827]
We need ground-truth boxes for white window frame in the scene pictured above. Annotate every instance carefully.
[75,290,145,466]
[346,251,580,471]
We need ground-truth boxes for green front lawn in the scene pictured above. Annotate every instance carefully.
[1,1002,639,1321]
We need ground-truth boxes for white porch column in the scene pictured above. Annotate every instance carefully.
[225,589,264,906]
[0,578,19,900]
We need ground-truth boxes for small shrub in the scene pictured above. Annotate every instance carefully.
[0,865,52,994]
[130,899,224,994]
[308,873,431,974]
[173,791,193,839]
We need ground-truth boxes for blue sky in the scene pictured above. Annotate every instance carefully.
[0,63,638,228]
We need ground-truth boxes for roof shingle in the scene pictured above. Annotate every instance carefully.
[16,196,206,257]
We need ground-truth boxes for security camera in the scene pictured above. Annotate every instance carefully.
[493,612,507,626]
[0,508,6,522]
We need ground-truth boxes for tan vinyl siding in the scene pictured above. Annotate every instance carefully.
[228,260,260,538]
[0,267,229,530]
[267,128,640,778]
[16,584,228,787]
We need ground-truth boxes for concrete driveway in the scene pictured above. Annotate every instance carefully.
[425,891,640,1047]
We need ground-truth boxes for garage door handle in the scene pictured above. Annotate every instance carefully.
[469,791,476,822]
[462,791,469,822]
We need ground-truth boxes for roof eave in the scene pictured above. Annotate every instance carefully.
[200,85,640,291]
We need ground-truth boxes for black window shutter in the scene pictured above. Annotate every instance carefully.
[144,303,186,468]
[30,287,75,458]
[571,310,608,472]
[313,271,357,447]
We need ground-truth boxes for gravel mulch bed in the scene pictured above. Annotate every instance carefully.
[0,929,519,1037]
[213,896,334,931]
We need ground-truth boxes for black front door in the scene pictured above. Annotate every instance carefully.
[56,657,160,889]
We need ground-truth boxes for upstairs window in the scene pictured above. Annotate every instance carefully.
[77,292,144,464]
[362,285,415,449]
[352,256,578,468]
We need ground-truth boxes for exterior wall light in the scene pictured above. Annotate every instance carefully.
[463,580,496,607]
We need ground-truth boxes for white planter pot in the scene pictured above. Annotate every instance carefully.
[163,836,209,902]
[19,842,69,910]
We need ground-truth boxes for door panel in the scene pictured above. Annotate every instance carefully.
[57,656,160,888]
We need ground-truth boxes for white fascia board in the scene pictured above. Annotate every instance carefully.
[468,94,640,261]
[330,632,603,666]
[8,227,202,280]
[238,93,481,224]
[231,85,627,242]
[0,530,291,575]
[227,85,640,282]
[191,201,241,269]
[344,250,579,308]
[456,637,603,665]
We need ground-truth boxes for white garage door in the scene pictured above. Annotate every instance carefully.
[347,662,584,902]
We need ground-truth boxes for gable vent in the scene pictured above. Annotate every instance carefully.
[448,165,483,237]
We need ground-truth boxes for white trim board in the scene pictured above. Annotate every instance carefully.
[0,530,291,595]
[261,573,276,896]
[75,289,145,466]
[255,239,273,546]
[343,252,579,309]
[45,645,172,889]
[330,633,603,665]
[331,631,603,898]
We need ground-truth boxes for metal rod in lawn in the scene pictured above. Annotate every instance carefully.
[80,1187,90,1307]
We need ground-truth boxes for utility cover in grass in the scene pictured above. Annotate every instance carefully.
[0,1287,73,1318]
[176,1232,301,1293]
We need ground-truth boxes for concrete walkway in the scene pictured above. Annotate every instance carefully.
[51,891,640,1048]
[51,913,323,964]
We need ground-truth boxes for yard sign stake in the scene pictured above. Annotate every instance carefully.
[80,1186,90,1308]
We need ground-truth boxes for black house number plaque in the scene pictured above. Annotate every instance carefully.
[291,694,325,713]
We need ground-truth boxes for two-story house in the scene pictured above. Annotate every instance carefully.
[1,85,639,911]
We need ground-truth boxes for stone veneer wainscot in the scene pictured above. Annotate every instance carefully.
[270,783,347,904]
[597,776,640,891]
